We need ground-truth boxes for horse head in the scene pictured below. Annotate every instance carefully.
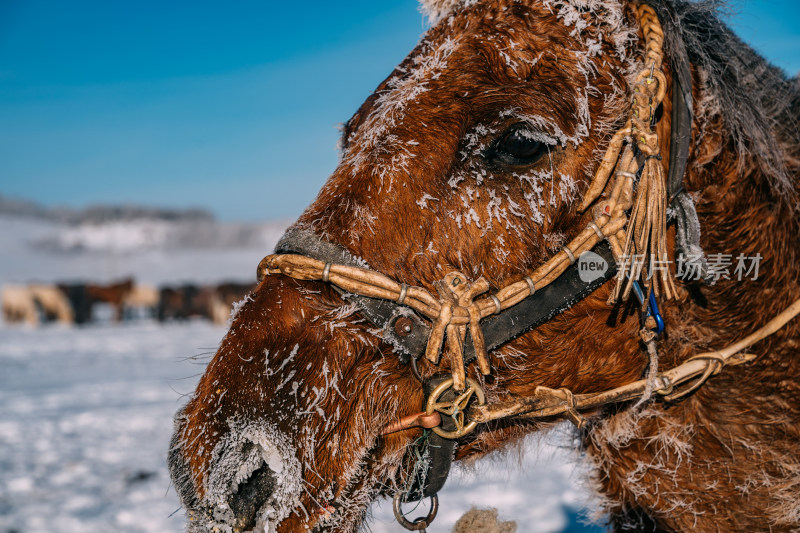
[169,1,800,531]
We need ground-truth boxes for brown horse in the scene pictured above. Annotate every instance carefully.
[158,285,214,322]
[157,283,254,325]
[169,1,800,532]
[86,278,134,322]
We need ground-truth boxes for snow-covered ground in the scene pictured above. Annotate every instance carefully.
[0,215,606,532]
[0,321,224,533]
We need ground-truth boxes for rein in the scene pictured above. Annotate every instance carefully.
[256,3,800,531]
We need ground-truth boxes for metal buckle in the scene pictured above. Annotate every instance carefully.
[425,377,486,439]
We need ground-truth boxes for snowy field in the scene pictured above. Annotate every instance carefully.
[0,215,605,532]
[0,321,223,533]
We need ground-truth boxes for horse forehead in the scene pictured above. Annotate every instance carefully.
[343,5,616,155]
[342,38,520,163]
[348,36,465,141]
[422,0,629,28]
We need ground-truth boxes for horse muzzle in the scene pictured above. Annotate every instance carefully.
[180,462,277,533]
[169,416,303,533]
[225,461,277,531]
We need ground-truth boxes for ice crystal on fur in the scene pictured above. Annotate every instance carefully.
[419,0,481,24]
[199,421,302,533]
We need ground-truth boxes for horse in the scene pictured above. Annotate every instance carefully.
[122,284,160,320]
[1,284,74,325]
[168,1,800,532]
[213,281,257,324]
[2,285,40,325]
[86,278,134,322]
[216,281,256,310]
[158,285,202,322]
[158,284,231,324]
[57,282,93,325]
[28,284,74,324]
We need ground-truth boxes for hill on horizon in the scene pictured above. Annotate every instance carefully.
[0,193,216,225]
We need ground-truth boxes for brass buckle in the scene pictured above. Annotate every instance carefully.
[425,377,486,439]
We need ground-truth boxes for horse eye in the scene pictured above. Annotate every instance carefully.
[492,126,548,166]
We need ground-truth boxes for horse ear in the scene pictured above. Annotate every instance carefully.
[419,0,471,23]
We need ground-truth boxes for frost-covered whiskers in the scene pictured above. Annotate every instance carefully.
[196,423,302,533]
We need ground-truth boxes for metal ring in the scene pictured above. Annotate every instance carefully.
[397,283,409,305]
[425,377,486,439]
[393,493,439,531]
[524,276,536,295]
[588,222,605,239]
[562,246,576,264]
[490,295,502,315]
[322,263,332,282]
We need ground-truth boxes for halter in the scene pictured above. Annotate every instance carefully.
[256,4,800,531]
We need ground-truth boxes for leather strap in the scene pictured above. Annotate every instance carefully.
[403,376,457,500]
[659,3,712,283]
[275,229,431,362]
[664,6,693,201]
[275,229,617,365]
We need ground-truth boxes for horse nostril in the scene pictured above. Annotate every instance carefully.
[228,463,276,530]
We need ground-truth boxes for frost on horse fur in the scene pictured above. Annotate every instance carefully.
[168,1,800,532]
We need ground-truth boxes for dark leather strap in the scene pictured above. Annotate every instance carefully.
[658,3,711,283]
[664,6,693,201]
[275,229,617,364]
[403,376,457,500]
[275,229,431,362]
[464,241,616,361]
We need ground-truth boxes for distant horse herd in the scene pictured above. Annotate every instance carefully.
[1,278,254,326]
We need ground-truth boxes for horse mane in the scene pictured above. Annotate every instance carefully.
[420,0,800,207]
[655,0,799,206]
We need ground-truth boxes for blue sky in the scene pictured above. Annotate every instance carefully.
[1,0,798,221]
